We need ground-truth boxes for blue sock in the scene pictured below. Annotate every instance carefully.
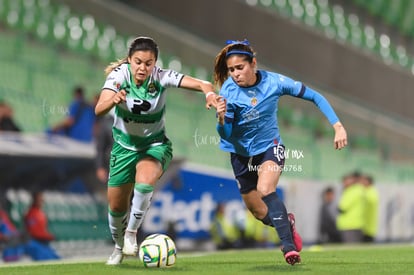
[262,192,295,253]
[261,214,274,227]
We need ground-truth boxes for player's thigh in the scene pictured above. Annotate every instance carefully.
[135,139,173,184]
[242,190,268,220]
[107,183,134,212]
[135,157,163,185]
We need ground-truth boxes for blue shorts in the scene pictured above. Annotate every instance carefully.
[230,144,285,194]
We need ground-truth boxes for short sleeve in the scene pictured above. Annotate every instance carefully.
[156,68,184,88]
[277,74,304,97]
[102,65,128,92]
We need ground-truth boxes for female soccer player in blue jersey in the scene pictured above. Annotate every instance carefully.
[95,36,217,265]
[214,39,348,265]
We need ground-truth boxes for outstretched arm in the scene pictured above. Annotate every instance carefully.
[299,86,348,150]
[179,75,218,109]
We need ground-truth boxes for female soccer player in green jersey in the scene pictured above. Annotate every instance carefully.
[95,36,217,265]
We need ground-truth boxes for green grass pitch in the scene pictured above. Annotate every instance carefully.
[1,244,413,274]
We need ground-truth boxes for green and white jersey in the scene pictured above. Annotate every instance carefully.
[102,63,184,151]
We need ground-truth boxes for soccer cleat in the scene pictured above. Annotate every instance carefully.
[284,250,301,265]
[122,230,138,256]
[288,213,303,252]
[106,247,123,265]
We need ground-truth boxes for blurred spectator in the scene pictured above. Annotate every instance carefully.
[0,202,26,262]
[336,171,365,243]
[360,174,379,243]
[238,209,257,248]
[24,192,60,260]
[0,100,21,132]
[241,187,286,248]
[1,198,59,262]
[24,192,55,243]
[49,86,95,142]
[243,210,280,248]
[94,99,114,184]
[318,187,341,244]
[210,203,241,250]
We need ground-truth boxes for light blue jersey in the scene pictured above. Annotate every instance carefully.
[217,70,339,156]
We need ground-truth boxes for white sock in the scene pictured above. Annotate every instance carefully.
[108,209,127,248]
[126,183,154,232]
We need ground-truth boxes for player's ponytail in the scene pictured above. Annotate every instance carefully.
[104,57,128,76]
[214,47,230,88]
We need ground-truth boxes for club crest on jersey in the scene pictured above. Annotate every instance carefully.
[247,90,257,106]
[147,83,158,95]
[251,97,257,106]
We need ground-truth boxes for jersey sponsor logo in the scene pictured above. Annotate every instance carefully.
[242,108,259,122]
[131,99,151,114]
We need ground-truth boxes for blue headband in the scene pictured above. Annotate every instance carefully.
[226,50,254,57]
[226,39,250,45]
[225,39,253,57]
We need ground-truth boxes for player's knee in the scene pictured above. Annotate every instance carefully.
[257,185,276,197]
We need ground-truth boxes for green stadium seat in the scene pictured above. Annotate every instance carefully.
[271,0,292,17]
[301,0,318,27]
[331,5,349,41]
[0,61,30,93]
[20,1,38,33]
[358,0,387,18]
[315,0,337,39]
[0,0,8,19]
[362,24,380,52]
[254,0,414,75]
[347,13,363,47]
[399,1,414,37]
[382,0,406,27]
[109,34,127,61]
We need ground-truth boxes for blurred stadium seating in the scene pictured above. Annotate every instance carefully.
[250,0,414,71]
[0,0,413,185]
[351,0,414,39]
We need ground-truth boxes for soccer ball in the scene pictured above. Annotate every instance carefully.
[138,233,177,268]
